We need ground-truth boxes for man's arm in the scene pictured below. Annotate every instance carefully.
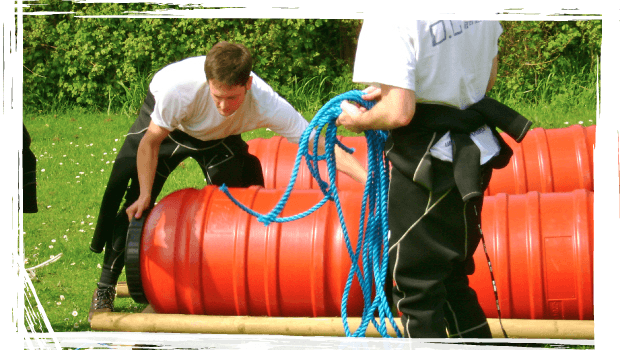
[336,84,416,133]
[333,146,367,185]
[126,121,170,220]
[309,136,368,185]
[486,55,499,93]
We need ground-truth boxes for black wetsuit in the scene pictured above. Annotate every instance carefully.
[385,97,531,338]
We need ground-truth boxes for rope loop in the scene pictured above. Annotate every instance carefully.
[219,90,402,338]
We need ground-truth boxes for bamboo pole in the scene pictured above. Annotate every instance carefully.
[90,310,594,339]
[116,282,129,298]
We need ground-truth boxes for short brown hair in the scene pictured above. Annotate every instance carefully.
[204,41,253,86]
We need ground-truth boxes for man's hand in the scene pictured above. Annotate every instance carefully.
[337,84,416,132]
[126,194,151,221]
[336,85,384,133]
[361,85,381,102]
[336,100,367,134]
[311,135,368,185]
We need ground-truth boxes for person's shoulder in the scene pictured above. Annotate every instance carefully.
[168,55,206,68]
[249,72,278,99]
[154,56,206,79]
[249,72,271,88]
[151,56,207,91]
[178,55,207,69]
[362,16,417,32]
[248,72,301,120]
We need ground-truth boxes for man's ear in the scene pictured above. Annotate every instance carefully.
[245,76,253,91]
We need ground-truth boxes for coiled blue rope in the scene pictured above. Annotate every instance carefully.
[219,90,402,338]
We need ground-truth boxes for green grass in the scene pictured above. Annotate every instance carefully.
[22,72,597,345]
[487,63,598,129]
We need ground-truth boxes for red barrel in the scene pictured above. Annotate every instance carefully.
[473,189,594,320]
[134,186,594,320]
[485,125,596,195]
[139,186,365,317]
[248,125,596,195]
[247,136,368,191]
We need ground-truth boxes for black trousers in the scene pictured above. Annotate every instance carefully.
[23,124,38,214]
[91,91,264,286]
[387,161,493,338]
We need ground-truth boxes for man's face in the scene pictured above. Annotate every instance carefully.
[208,77,252,117]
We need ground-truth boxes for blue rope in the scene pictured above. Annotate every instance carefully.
[219,90,402,338]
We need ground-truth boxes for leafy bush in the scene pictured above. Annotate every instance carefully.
[494,20,601,103]
[23,3,600,114]
[23,2,361,113]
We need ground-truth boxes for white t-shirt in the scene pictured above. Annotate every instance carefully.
[149,56,308,144]
[353,19,502,164]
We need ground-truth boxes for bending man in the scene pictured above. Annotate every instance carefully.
[89,41,367,322]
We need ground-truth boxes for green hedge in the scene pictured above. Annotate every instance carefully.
[22,2,600,112]
[23,2,361,112]
[496,20,601,102]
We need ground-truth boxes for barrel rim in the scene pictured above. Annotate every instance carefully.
[125,211,150,304]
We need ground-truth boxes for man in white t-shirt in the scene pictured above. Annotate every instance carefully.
[88,41,367,323]
[337,20,531,338]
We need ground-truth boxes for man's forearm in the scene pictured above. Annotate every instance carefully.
[334,147,367,184]
[352,101,411,131]
[312,136,368,184]
[339,84,416,133]
[136,138,160,202]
